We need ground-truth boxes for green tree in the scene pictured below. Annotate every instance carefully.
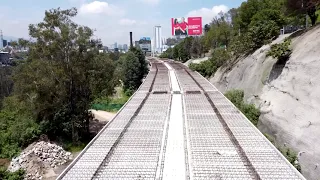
[0,67,13,108]
[251,9,286,28]
[211,48,230,68]
[235,0,285,31]
[10,41,18,49]
[173,45,179,59]
[122,52,141,95]
[191,37,201,58]
[166,38,178,46]
[205,13,233,49]
[248,20,280,49]
[286,0,320,26]
[109,51,120,61]
[13,8,116,143]
[130,47,148,81]
[17,38,29,50]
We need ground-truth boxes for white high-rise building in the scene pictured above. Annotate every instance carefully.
[154,25,162,53]
[0,30,3,49]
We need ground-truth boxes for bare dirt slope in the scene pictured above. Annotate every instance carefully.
[210,26,320,180]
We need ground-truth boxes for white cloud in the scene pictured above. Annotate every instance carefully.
[119,18,137,26]
[79,1,124,16]
[187,5,229,25]
[139,0,160,5]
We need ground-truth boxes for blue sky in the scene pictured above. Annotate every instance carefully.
[0,0,245,45]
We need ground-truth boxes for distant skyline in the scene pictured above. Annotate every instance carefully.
[0,0,246,45]
[2,36,19,42]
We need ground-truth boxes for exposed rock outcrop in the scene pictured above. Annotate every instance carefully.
[210,26,320,180]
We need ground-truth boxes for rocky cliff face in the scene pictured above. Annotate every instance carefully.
[210,26,320,180]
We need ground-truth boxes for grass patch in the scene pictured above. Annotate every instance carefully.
[224,89,261,126]
[91,91,129,113]
[63,142,87,153]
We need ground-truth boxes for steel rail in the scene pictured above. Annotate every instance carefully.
[91,63,160,179]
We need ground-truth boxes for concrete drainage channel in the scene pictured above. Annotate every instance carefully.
[159,62,187,179]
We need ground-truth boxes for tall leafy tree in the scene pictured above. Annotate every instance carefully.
[0,67,13,108]
[122,52,141,95]
[286,0,320,26]
[13,8,116,143]
[10,41,18,49]
[130,47,148,81]
[205,13,233,49]
[17,38,29,50]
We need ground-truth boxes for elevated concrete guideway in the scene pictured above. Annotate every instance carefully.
[57,59,306,180]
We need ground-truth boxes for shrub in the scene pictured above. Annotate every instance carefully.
[263,133,301,172]
[225,89,261,126]
[280,148,301,172]
[189,48,231,78]
[267,38,292,62]
[0,110,41,158]
[189,61,216,78]
[0,96,41,158]
[211,48,230,68]
[229,34,254,55]
[0,167,25,180]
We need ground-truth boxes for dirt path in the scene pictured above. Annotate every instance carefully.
[89,109,116,122]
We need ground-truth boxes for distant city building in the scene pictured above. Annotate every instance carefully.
[2,40,7,48]
[162,38,166,47]
[123,44,128,52]
[0,30,3,49]
[139,37,152,53]
[162,45,169,52]
[135,41,140,48]
[154,25,162,53]
[118,44,123,50]
[103,46,108,52]
[114,42,118,49]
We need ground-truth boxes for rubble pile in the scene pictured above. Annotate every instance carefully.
[8,141,72,179]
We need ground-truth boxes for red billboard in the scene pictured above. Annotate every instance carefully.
[171,17,202,36]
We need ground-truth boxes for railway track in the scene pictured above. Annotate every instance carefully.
[170,62,261,179]
[168,61,305,179]
[58,60,306,180]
